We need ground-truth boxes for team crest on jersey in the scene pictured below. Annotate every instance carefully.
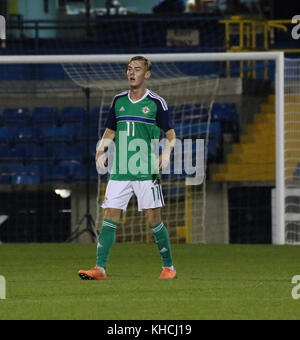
[142,106,150,114]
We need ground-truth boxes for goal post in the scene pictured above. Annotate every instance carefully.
[0,52,286,244]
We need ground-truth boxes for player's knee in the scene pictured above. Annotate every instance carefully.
[104,208,121,224]
[145,209,161,227]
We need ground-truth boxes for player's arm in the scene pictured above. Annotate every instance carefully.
[155,98,176,170]
[96,98,117,169]
[96,128,116,169]
[158,128,176,170]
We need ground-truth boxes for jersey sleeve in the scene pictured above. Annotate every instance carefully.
[155,100,173,132]
[105,98,117,131]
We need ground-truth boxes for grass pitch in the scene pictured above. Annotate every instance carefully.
[0,243,299,320]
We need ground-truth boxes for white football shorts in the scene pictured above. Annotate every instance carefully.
[101,180,165,211]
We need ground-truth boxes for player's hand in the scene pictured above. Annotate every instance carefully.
[96,151,108,170]
[157,151,170,170]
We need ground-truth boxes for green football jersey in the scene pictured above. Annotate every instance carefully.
[105,89,173,181]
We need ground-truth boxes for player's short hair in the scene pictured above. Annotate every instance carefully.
[127,56,152,72]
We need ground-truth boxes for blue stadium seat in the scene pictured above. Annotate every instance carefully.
[61,107,86,125]
[28,145,50,163]
[67,123,86,141]
[173,105,208,122]
[180,104,193,114]
[89,125,100,140]
[0,145,27,163]
[10,165,41,185]
[193,104,208,117]
[179,104,208,118]
[15,127,41,144]
[0,127,18,145]
[181,137,219,160]
[0,166,11,184]
[211,103,238,134]
[2,108,31,126]
[206,123,221,137]
[211,103,237,121]
[40,126,75,143]
[91,107,100,118]
[11,175,40,185]
[91,107,110,132]
[174,122,221,139]
[91,106,110,119]
[32,107,59,126]
[169,106,181,122]
[56,144,86,162]
[207,139,219,160]
[167,105,176,117]
[174,108,183,122]
[160,180,186,198]
[69,123,99,142]
[96,126,105,137]
[9,164,40,175]
[58,161,81,179]
[73,164,98,182]
[188,138,219,160]
[41,165,71,184]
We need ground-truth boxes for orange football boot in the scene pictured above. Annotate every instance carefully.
[78,266,106,280]
[159,267,177,279]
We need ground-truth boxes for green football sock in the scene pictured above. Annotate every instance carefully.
[151,221,173,268]
[96,219,118,269]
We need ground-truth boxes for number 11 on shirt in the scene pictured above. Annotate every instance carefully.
[127,121,135,137]
[151,185,160,202]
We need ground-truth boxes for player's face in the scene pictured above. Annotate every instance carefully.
[126,60,150,89]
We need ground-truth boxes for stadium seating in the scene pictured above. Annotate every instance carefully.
[91,106,101,118]
[0,127,18,145]
[0,166,11,184]
[211,102,238,134]
[160,179,186,198]
[212,97,274,182]
[58,160,81,179]
[91,106,110,119]
[29,145,51,163]
[16,127,42,144]
[55,144,86,163]
[32,107,59,126]
[0,126,43,146]
[11,175,40,185]
[91,106,109,125]
[180,104,208,119]
[0,145,28,163]
[73,164,98,183]
[174,122,221,139]
[0,102,239,184]
[10,165,41,185]
[207,139,219,160]
[212,103,237,119]
[67,123,99,142]
[42,164,71,184]
[2,108,31,126]
[61,107,86,125]
[40,126,75,143]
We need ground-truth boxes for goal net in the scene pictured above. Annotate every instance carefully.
[0,53,285,245]
[63,60,220,243]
